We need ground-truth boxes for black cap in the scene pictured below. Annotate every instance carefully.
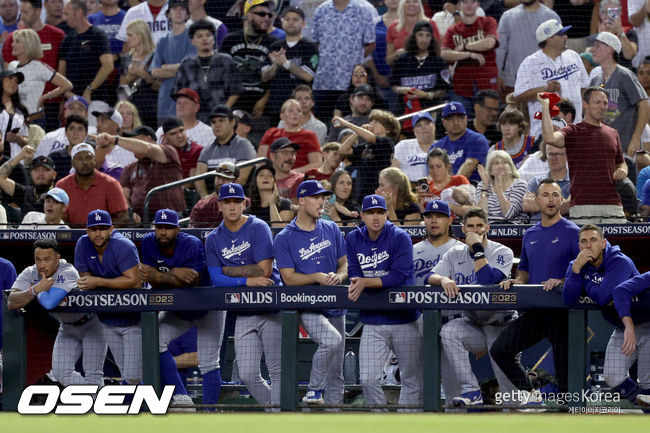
[352,83,374,99]
[233,109,252,126]
[168,0,189,11]
[123,125,157,141]
[31,155,55,170]
[162,117,184,134]
[254,163,275,178]
[413,20,434,34]
[282,6,305,20]
[209,104,233,120]
[0,70,24,84]
[270,137,300,152]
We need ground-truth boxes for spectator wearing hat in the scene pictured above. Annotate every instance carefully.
[154,88,215,148]
[441,0,499,115]
[117,0,171,46]
[589,31,649,156]
[590,0,639,72]
[186,0,228,47]
[48,114,89,181]
[246,163,294,227]
[159,116,203,182]
[94,127,185,223]
[269,136,304,203]
[311,0,375,121]
[429,101,489,183]
[189,161,248,228]
[262,6,319,118]
[194,105,255,198]
[304,142,342,185]
[233,109,252,141]
[59,0,115,109]
[326,84,375,143]
[0,145,57,216]
[257,98,322,174]
[88,0,126,58]
[34,96,97,158]
[150,0,197,124]
[19,187,69,228]
[279,84,327,146]
[92,107,136,180]
[392,111,436,182]
[56,143,129,226]
[514,19,590,138]
[0,70,30,161]
[174,19,241,124]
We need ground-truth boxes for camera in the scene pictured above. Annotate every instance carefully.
[417,178,429,193]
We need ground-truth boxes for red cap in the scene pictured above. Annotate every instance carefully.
[171,88,200,105]
[534,92,561,120]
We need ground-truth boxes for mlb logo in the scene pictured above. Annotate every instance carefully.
[389,292,407,303]
[225,293,240,303]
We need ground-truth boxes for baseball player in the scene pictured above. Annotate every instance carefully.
[274,180,348,405]
[490,179,580,396]
[139,208,208,409]
[7,239,107,386]
[427,207,517,407]
[563,224,644,404]
[205,183,282,408]
[346,194,422,409]
[74,209,142,386]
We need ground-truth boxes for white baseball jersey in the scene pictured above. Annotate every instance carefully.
[34,126,98,158]
[117,2,170,44]
[432,240,514,325]
[13,259,82,323]
[393,138,430,182]
[156,120,215,148]
[19,212,68,229]
[514,49,590,137]
[412,237,463,285]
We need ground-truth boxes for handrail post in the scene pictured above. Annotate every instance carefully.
[280,310,299,411]
[422,310,441,411]
[568,309,587,409]
[2,292,27,412]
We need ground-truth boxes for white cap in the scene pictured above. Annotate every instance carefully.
[71,143,95,159]
[92,108,123,128]
[536,19,572,43]
[595,31,622,54]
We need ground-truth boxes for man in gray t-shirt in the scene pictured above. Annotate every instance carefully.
[590,32,649,155]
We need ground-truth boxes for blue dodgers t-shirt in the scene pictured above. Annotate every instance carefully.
[430,129,489,182]
[74,231,140,326]
[518,218,580,284]
[88,10,126,55]
[0,257,17,350]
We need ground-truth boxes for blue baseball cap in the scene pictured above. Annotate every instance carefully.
[154,209,179,226]
[362,194,387,212]
[412,111,434,126]
[87,209,112,227]
[41,187,69,205]
[65,95,89,110]
[441,102,467,118]
[296,180,332,199]
[218,183,246,200]
[423,200,451,217]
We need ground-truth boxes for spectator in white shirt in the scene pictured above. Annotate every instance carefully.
[20,186,69,228]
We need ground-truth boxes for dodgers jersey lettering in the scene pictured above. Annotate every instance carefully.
[412,238,464,285]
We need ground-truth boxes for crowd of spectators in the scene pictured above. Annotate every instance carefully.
[0,0,648,227]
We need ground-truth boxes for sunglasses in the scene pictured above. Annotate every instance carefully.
[252,11,274,18]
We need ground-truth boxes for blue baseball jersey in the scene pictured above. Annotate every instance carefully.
[612,272,650,323]
[430,129,489,182]
[518,218,580,284]
[75,231,140,326]
[563,243,640,328]
[141,231,207,320]
[0,256,17,350]
[346,221,418,325]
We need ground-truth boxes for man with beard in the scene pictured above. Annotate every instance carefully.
[139,209,211,410]
[269,137,303,203]
[327,84,374,143]
[490,179,580,398]
[74,209,141,389]
[56,143,128,226]
[0,147,57,217]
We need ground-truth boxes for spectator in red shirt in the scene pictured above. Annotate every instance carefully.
[304,142,342,185]
[257,98,322,173]
[189,161,245,228]
[269,136,304,204]
[441,0,499,115]
[160,116,203,180]
[55,142,128,226]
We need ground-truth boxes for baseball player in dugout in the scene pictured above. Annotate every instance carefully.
[205,183,283,409]
[562,224,647,405]
[7,239,107,387]
[346,194,422,410]
[74,209,142,387]
[427,207,517,407]
[491,179,580,397]
[139,208,207,410]
[273,180,348,406]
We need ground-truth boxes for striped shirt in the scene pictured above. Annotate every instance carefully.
[475,178,528,221]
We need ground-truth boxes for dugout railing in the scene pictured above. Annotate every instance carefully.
[4,285,650,412]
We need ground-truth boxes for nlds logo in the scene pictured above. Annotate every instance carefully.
[226,292,274,304]
[389,292,407,303]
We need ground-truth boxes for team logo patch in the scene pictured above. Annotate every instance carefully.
[389,292,407,303]
[225,293,241,303]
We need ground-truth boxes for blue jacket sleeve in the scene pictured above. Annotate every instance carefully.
[345,234,363,279]
[612,272,650,318]
[562,261,584,306]
[37,287,68,310]
[380,232,413,287]
[475,264,506,285]
[208,266,246,287]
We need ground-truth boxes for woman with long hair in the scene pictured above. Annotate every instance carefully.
[476,150,528,222]
[115,100,143,134]
[376,166,421,224]
[0,70,29,160]
[385,0,440,66]
[119,19,159,127]
[9,28,72,123]
[322,169,361,226]
[246,164,294,228]
[422,147,473,215]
